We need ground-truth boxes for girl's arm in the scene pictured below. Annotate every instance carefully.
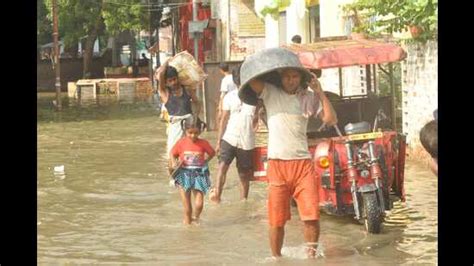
[205,153,215,165]
[168,156,179,176]
[169,141,181,174]
[205,149,216,164]
[203,141,216,165]
[169,155,180,169]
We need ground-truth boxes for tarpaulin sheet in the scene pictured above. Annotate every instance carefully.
[283,39,407,69]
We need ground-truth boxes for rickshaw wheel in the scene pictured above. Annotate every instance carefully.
[362,191,383,234]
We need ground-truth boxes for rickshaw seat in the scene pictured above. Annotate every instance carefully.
[344,121,371,135]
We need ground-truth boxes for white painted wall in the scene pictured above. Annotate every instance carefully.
[265,14,279,48]
[319,0,353,37]
[216,0,230,60]
[319,0,367,97]
[401,41,438,146]
[286,0,309,43]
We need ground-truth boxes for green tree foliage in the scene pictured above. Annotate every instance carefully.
[46,0,106,76]
[38,0,166,49]
[102,0,144,36]
[343,0,438,42]
[44,0,105,49]
[39,0,150,76]
[37,0,53,46]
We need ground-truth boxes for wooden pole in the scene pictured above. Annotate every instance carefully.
[148,0,154,89]
[372,64,377,94]
[365,65,371,93]
[52,0,62,111]
[338,67,343,97]
[389,63,397,130]
[171,9,175,56]
[193,0,199,62]
[192,0,205,126]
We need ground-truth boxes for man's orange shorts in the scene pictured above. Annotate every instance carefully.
[267,159,320,227]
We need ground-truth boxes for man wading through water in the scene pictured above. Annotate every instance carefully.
[239,48,337,258]
[155,60,201,167]
[209,65,260,203]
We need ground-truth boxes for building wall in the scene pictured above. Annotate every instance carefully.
[37,58,106,91]
[158,26,173,55]
[261,0,311,47]
[229,0,266,60]
[203,61,243,130]
[264,15,279,48]
[258,0,365,96]
[401,40,438,158]
[213,0,266,61]
[215,0,230,60]
[318,0,370,97]
[285,0,309,43]
[319,0,352,37]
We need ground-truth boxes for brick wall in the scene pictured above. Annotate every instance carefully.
[401,40,437,160]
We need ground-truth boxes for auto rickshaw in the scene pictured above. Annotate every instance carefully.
[248,36,407,233]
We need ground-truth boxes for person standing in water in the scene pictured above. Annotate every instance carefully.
[239,48,337,258]
[155,60,201,162]
[169,119,215,224]
[217,63,238,123]
[210,65,260,203]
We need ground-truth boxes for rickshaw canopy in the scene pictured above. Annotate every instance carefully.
[283,38,407,69]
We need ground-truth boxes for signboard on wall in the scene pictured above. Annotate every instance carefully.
[189,20,209,33]
[237,0,265,36]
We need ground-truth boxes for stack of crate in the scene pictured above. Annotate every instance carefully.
[117,81,135,103]
[75,80,97,99]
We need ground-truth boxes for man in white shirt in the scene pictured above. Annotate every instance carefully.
[239,48,337,258]
[217,63,238,123]
[210,66,259,203]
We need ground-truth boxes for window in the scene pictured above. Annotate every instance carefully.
[308,5,320,42]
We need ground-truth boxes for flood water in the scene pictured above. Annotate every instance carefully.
[37,93,437,264]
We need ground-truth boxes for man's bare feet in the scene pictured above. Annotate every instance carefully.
[209,188,220,203]
[306,243,318,258]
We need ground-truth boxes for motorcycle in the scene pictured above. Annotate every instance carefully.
[311,110,406,233]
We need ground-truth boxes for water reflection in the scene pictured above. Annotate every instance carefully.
[37,92,437,264]
[37,92,160,123]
